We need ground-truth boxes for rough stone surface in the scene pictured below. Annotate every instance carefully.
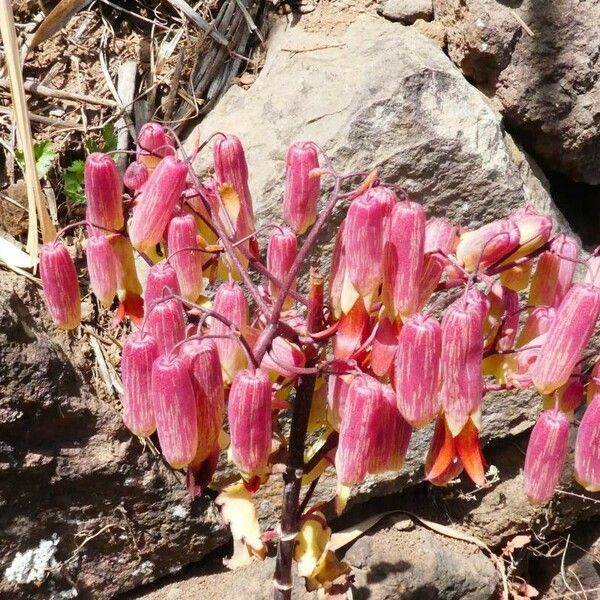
[377,0,433,24]
[127,516,499,600]
[0,271,228,600]
[344,515,499,600]
[434,0,600,184]
[191,16,567,235]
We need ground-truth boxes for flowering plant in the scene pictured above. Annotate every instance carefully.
[39,123,600,598]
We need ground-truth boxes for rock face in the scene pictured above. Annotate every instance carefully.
[191,16,566,233]
[435,0,600,184]
[0,272,228,600]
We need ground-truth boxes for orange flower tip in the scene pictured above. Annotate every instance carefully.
[455,420,487,488]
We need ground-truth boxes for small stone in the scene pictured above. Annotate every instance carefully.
[378,0,433,24]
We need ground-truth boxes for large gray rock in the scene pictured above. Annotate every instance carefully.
[190,16,565,233]
[0,272,228,600]
[435,0,600,184]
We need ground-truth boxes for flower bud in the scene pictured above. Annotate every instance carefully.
[524,409,569,503]
[587,360,600,404]
[335,375,382,486]
[121,331,159,437]
[123,160,149,191]
[456,219,520,272]
[129,156,189,253]
[267,227,297,310]
[440,290,487,435]
[144,297,186,355]
[39,242,81,330]
[484,284,519,352]
[369,384,412,474]
[86,235,117,307]
[167,213,204,301]
[283,141,320,234]
[228,368,272,475]
[84,152,124,234]
[529,234,578,307]
[424,218,457,256]
[345,189,387,300]
[532,283,600,395]
[144,261,181,310]
[214,134,254,229]
[209,281,248,383]
[180,338,224,465]
[152,353,198,468]
[395,313,441,428]
[136,122,176,172]
[506,205,552,260]
[383,200,426,320]
[517,306,556,347]
[260,336,305,379]
[584,254,600,289]
[574,398,600,492]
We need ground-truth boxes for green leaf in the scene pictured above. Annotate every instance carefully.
[101,122,117,152]
[15,140,56,179]
[84,123,117,154]
[64,159,86,205]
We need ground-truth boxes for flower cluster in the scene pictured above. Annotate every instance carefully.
[39,122,600,592]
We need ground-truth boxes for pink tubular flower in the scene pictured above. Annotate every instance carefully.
[440,289,488,435]
[144,297,186,355]
[84,152,124,234]
[214,134,254,228]
[39,242,81,330]
[587,360,600,404]
[227,368,272,475]
[574,398,600,492]
[456,219,520,272]
[267,227,298,310]
[524,409,569,504]
[283,141,320,235]
[129,156,189,253]
[329,222,348,318]
[209,281,248,383]
[86,235,117,307]
[484,284,519,352]
[383,200,426,320]
[136,122,176,171]
[335,375,382,486]
[344,189,387,300]
[369,383,412,474]
[395,312,441,428]
[151,353,198,469]
[506,205,552,260]
[123,161,149,191]
[167,213,204,301]
[180,338,224,465]
[529,234,578,307]
[121,331,159,437]
[531,283,600,395]
[144,261,181,311]
[327,372,354,431]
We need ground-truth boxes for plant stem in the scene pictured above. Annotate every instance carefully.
[273,363,317,600]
